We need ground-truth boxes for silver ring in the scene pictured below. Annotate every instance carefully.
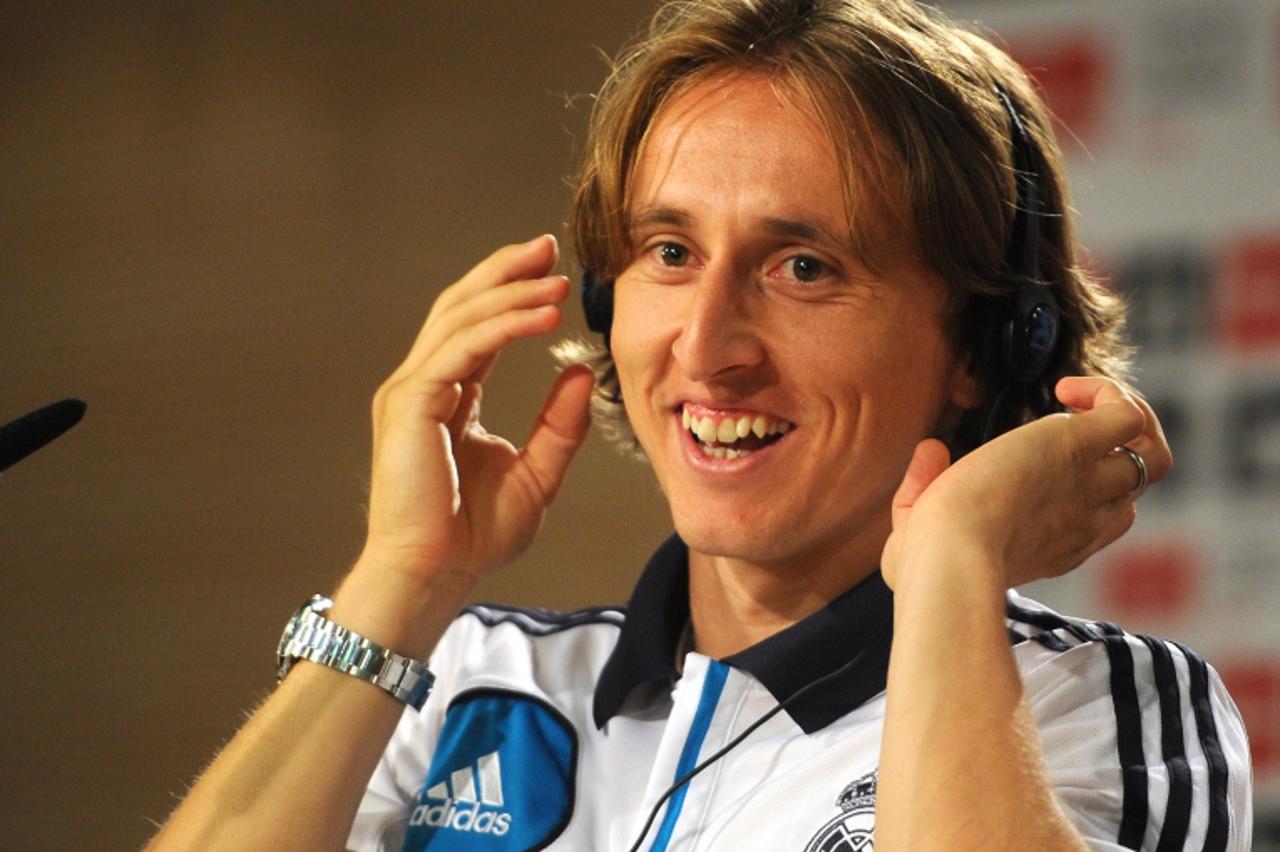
[1117,446,1147,494]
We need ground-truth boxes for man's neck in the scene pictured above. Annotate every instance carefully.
[686,537,883,660]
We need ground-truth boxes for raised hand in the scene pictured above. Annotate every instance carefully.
[882,377,1172,591]
[358,235,595,597]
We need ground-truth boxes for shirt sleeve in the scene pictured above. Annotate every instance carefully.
[1017,631,1253,851]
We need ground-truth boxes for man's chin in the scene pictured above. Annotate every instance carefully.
[672,512,794,566]
[671,503,888,580]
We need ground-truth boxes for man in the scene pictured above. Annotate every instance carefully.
[151,1,1252,849]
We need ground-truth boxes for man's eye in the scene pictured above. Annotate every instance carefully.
[657,243,688,266]
[785,255,826,283]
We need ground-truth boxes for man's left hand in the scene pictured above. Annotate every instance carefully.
[881,376,1172,592]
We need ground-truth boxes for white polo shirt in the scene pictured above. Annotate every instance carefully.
[347,535,1252,851]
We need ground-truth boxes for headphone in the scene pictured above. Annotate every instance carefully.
[581,266,614,350]
[579,87,1060,441]
[993,87,1060,388]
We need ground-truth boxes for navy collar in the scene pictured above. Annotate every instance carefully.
[593,534,895,735]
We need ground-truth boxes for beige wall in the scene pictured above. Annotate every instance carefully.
[0,5,669,847]
[6,2,1278,847]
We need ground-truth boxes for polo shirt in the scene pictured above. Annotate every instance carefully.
[347,535,1252,851]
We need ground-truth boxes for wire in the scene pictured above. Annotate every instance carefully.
[981,383,1013,445]
[625,621,890,852]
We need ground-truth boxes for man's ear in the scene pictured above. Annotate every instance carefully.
[946,359,983,412]
[931,359,982,442]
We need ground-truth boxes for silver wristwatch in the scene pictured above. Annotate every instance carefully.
[276,594,434,710]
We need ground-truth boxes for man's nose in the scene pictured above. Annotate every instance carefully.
[670,264,765,382]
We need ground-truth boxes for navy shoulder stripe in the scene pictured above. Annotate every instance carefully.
[1172,640,1231,852]
[1104,630,1149,848]
[1006,599,1209,850]
[1005,598,1102,652]
[462,602,627,636]
[1138,635,1192,852]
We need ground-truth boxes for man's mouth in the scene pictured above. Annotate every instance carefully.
[681,404,794,459]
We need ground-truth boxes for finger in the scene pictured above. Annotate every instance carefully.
[1056,378,1145,458]
[1056,376,1144,420]
[1126,392,1173,485]
[1058,375,1172,465]
[405,306,562,421]
[1096,447,1149,501]
[429,234,560,321]
[1058,376,1173,485]
[1048,497,1137,579]
[403,275,570,377]
[1055,375,1126,413]
[440,275,571,337]
[1093,493,1139,553]
[890,439,950,530]
[447,380,484,445]
[426,305,563,383]
[520,365,595,503]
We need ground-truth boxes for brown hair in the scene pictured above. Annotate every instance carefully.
[557,0,1129,457]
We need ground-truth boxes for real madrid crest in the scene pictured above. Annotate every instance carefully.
[802,769,877,852]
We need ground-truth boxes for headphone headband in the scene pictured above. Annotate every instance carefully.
[993,86,1060,389]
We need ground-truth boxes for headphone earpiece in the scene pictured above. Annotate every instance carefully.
[1001,284,1059,384]
[581,268,614,350]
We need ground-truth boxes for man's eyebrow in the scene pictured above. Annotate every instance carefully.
[628,205,692,231]
[760,217,850,251]
[627,207,852,251]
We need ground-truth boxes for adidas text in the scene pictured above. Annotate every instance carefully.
[409,800,511,835]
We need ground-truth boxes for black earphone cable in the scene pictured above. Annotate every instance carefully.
[980,383,1013,445]
[625,620,890,852]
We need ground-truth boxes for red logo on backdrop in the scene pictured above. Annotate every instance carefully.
[1099,541,1199,619]
[1219,658,1280,777]
[1216,234,1280,351]
[1007,34,1108,146]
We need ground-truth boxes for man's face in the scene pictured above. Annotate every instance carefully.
[611,72,977,574]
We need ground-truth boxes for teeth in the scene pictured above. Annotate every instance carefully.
[698,442,750,461]
[684,406,793,446]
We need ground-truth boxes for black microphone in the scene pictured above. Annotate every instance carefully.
[0,398,87,472]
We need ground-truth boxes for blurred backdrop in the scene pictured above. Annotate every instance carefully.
[1,2,1276,848]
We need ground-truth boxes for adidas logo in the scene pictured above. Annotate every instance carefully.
[409,750,513,836]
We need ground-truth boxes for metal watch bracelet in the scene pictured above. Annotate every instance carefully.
[276,594,434,711]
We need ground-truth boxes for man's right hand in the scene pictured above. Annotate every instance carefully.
[146,236,594,852]
[341,234,596,644]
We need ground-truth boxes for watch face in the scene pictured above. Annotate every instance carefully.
[276,595,333,681]
[276,612,303,680]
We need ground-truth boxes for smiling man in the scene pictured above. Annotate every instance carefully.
[610,74,977,646]
[151,2,1251,850]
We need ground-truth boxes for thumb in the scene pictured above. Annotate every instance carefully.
[521,365,595,503]
[891,439,951,529]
